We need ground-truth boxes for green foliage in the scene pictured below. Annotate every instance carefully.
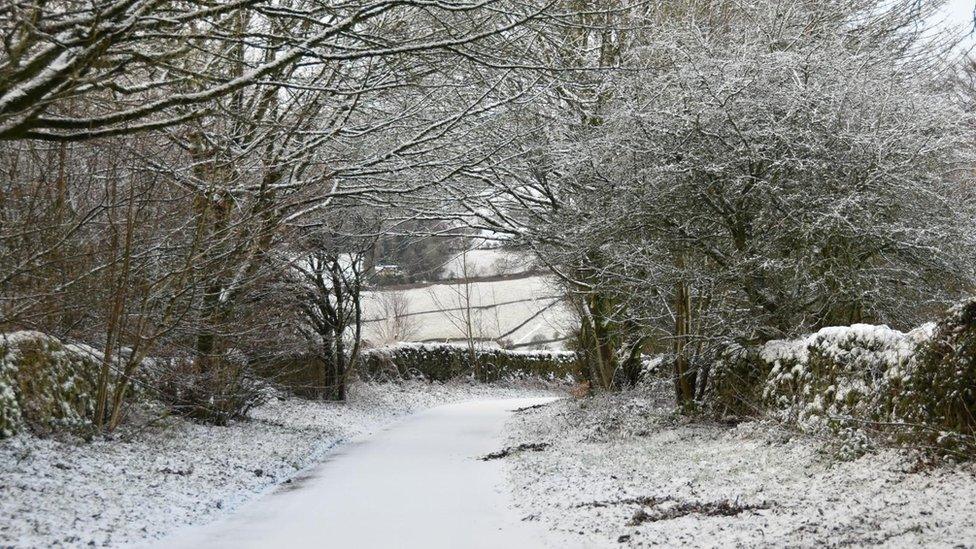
[700,302,976,460]
[0,332,104,438]
[758,324,928,458]
[358,343,580,383]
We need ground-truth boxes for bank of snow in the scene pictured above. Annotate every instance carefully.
[505,384,976,547]
[1,380,555,548]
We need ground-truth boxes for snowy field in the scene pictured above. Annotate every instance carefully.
[0,381,556,548]
[505,384,976,548]
[361,275,575,348]
[439,248,533,279]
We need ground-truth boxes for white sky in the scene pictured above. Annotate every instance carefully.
[936,0,975,51]
[942,0,974,28]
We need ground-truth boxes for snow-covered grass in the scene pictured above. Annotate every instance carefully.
[0,380,557,548]
[504,384,976,547]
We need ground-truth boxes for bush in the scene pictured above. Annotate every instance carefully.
[155,352,268,426]
[0,331,105,438]
[702,344,767,418]
[357,343,581,383]
[759,324,933,457]
[253,353,329,399]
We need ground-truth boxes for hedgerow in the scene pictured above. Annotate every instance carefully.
[0,332,105,437]
[899,298,976,456]
[357,342,581,383]
[702,299,976,459]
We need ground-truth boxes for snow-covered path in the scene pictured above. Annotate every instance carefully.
[154,398,574,549]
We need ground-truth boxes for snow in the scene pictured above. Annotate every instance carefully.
[0,381,557,548]
[439,249,533,279]
[361,275,576,348]
[363,341,578,360]
[756,322,943,450]
[156,398,582,549]
[504,384,976,547]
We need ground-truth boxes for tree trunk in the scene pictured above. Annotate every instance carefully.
[621,336,644,387]
[576,291,617,391]
[320,329,345,401]
[673,279,697,408]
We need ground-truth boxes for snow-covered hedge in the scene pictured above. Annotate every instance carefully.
[0,332,106,438]
[705,299,976,458]
[358,342,580,383]
[902,298,976,454]
[759,323,932,456]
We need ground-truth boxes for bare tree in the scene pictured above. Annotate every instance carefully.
[0,0,553,140]
[286,214,376,401]
[1,0,562,428]
[371,290,418,344]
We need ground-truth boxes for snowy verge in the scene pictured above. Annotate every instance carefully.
[504,384,976,547]
[0,380,557,548]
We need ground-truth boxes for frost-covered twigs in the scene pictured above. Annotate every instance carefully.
[448,0,976,407]
[0,0,554,141]
[1,0,563,438]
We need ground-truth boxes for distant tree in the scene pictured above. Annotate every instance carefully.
[372,290,418,344]
[371,222,462,285]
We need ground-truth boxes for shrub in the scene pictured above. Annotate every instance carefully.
[762,325,922,428]
[155,352,268,426]
[0,331,104,438]
[757,324,934,457]
[357,342,581,383]
[702,344,767,418]
[253,353,329,399]
[700,312,976,459]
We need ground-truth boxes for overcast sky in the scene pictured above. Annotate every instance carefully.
[934,0,975,54]
[939,0,975,32]
[943,0,974,26]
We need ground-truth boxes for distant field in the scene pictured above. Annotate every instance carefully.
[438,248,533,279]
[361,273,576,350]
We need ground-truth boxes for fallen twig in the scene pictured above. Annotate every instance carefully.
[480,442,550,460]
